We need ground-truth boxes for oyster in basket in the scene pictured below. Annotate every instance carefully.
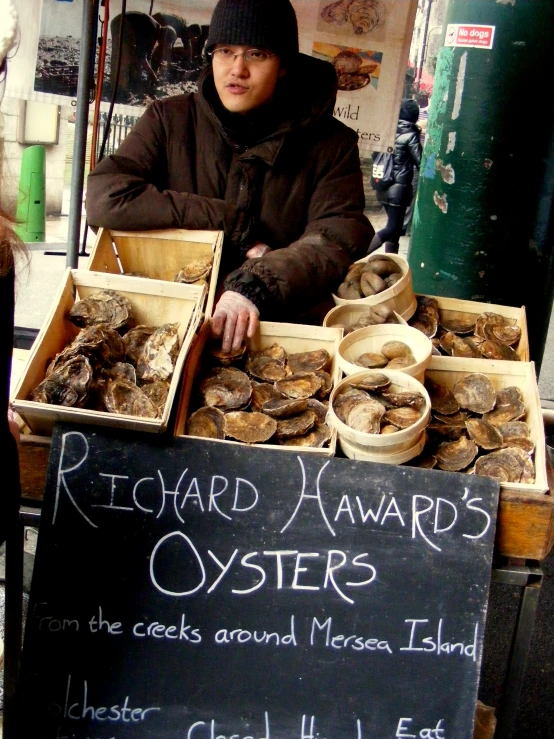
[246,353,288,382]
[497,421,534,454]
[345,398,386,434]
[452,373,497,414]
[435,436,478,472]
[349,372,391,392]
[47,324,126,376]
[31,355,93,407]
[275,372,323,399]
[136,323,180,383]
[356,352,388,369]
[209,342,247,366]
[275,410,317,439]
[279,423,332,448]
[384,406,422,429]
[287,349,330,374]
[101,378,158,418]
[200,367,252,410]
[187,406,225,439]
[465,418,504,450]
[474,447,533,483]
[479,340,520,361]
[250,381,284,412]
[439,314,477,335]
[123,325,156,365]
[68,289,134,331]
[224,411,277,444]
[174,254,213,284]
[425,377,460,415]
[141,380,170,416]
[262,397,309,418]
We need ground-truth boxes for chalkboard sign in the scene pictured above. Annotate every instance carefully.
[17,424,499,739]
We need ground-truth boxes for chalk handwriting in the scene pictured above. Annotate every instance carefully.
[400,619,479,660]
[310,616,393,654]
[396,717,445,738]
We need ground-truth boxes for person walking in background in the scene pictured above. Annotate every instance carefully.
[367,99,422,255]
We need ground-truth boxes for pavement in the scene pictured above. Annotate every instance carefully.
[2,206,554,738]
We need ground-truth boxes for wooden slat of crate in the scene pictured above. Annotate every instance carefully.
[419,294,529,361]
[12,269,205,436]
[426,356,552,559]
[19,435,51,501]
[87,228,223,318]
[175,321,343,456]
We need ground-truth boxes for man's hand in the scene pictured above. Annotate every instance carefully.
[8,408,20,444]
[211,291,259,353]
[245,243,271,259]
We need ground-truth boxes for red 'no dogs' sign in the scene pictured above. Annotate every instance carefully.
[445,24,496,50]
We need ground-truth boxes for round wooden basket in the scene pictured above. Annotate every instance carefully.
[337,324,433,382]
[327,370,431,454]
[339,430,427,463]
[332,254,417,320]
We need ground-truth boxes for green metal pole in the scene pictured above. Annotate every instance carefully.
[14,145,46,243]
[409,0,554,366]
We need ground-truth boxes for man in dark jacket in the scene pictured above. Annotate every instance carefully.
[86,0,373,352]
[367,99,421,254]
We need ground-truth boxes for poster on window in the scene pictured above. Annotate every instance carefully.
[7,0,416,152]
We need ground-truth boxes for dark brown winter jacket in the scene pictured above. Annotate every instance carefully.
[86,53,373,321]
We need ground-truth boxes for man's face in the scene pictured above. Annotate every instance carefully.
[212,44,284,114]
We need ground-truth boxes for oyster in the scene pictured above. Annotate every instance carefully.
[224,411,277,444]
[141,380,170,415]
[364,256,401,277]
[137,323,180,382]
[479,340,519,361]
[465,418,504,450]
[497,421,534,454]
[279,423,332,448]
[200,367,252,410]
[246,354,288,382]
[307,398,330,424]
[349,372,391,392]
[381,390,425,409]
[439,314,477,335]
[102,361,137,384]
[250,381,284,412]
[174,255,213,283]
[209,342,246,366]
[410,314,438,338]
[101,378,158,418]
[452,373,496,414]
[31,356,93,407]
[386,355,416,370]
[47,324,126,375]
[275,372,323,399]
[256,343,287,362]
[356,352,388,369]
[384,407,422,429]
[360,270,386,296]
[275,410,317,439]
[333,388,371,424]
[187,406,225,439]
[123,325,156,366]
[68,289,134,331]
[435,436,478,472]
[424,378,460,415]
[315,370,333,397]
[345,398,386,434]
[475,448,533,483]
[381,341,412,360]
[287,349,330,374]
[483,398,526,426]
[262,397,309,418]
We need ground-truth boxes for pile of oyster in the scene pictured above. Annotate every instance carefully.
[332,373,427,435]
[30,290,181,419]
[336,255,403,301]
[332,304,401,335]
[351,340,416,371]
[409,296,522,361]
[410,372,535,484]
[186,343,334,447]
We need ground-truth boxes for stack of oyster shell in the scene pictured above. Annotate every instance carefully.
[332,373,427,435]
[352,340,417,371]
[336,255,403,301]
[186,343,334,447]
[30,289,180,419]
[411,372,535,483]
[409,296,522,361]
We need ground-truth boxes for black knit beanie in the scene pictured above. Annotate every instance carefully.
[400,98,420,123]
[206,0,299,62]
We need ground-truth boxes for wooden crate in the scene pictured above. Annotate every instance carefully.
[426,356,553,559]
[175,321,343,456]
[87,228,223,318]
[416,294,529,361]
[12,269,205,436]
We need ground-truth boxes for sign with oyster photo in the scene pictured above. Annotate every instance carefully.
[296,0,419,153]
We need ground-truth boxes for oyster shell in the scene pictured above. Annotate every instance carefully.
[275,410,317,439]
[384,407,422,429]
[479,340,519,361]
[210,342,246,366]
[381,341,412,360]
[439,314,477,335]
[200,367,252,410]
[356,352,388,369]
[102,361,136,384]
[424,377,460,415]
[364,256,401,277]
[68,289,134,331]
[483,399,526,427]
[174,255,213,283]
[187,406,225,439]
[307,398,329,424]
[123,325,156,366]
[381,390,425,409]
[452,373,496,414]
[262,397,309,418]
[47,324,126,375]
[411,314,438,338]
[257,343,287,362]
[333,388,371,424]
[137,323,180,382]
[386,355,416,370]
[349,372,391,392]
[250,381,284,412]
[275,372,323,399]
[141,380,170,415]
[435,436,478,472]
[287,349,330,374]
[475,448,533,483]
[360,271,386,297]
[101,378,158,418]
[346,398,386,434]
[465,418,504,450]
[279,423,332,448]
[246,354,288,382]
[31,355,93,407]
[224,411,277,444]
[315,370,333,397]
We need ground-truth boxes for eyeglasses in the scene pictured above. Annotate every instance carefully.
[209,47,276,65]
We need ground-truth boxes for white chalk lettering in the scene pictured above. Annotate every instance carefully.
[53,431,97,528]
[310,616,392,654]
[214,615,296,647]
[58,675,160,723]
[150,531,206,596]
[88,606,122,635]
[400,619,479,660]
[280,458,335,536]
[133,613,201,642]
[93,473,133,511]
[396,718,445,738]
